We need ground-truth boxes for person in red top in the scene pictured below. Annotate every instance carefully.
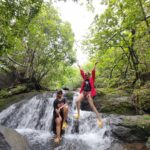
[74,62,103,128]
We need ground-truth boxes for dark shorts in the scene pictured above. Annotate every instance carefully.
[82,91,91,99]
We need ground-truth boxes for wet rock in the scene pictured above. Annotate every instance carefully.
[0,132,11,150]
[0,91,41,112]
[146,137,150,149]
[111,115,150,142]
[90,87,150,115]
[0,125,29,150]
[109,142,149,150]
[64,91,75,103]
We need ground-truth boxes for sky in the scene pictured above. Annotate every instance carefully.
[54,0,106,65]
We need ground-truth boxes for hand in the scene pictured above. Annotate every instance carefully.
[95,61,99,66]
[77,63,81,69]
[59,103,67,110]
[55,109,60,114]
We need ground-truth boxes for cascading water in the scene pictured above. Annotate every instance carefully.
[0,92,113,150]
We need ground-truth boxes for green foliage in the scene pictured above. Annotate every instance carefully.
[0,89,10,98]
[144,115,150,121]
[0,85,27,98]
[0,0,43,54]
[133,86,150,113]
[84,0,150,87]
[0,1,76,90]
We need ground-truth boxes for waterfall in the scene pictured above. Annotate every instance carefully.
[0,93,54,130]
[0,92,112,150]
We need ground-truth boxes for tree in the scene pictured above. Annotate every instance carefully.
[0,2,76,90]
[84,0,150,87]
[0,0,43,55]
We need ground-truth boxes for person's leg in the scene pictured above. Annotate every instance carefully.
[87,94,103,127]
[55,116,62,143]
[62,105,69,129]
[63,105,69,121]
[75,93,84,119]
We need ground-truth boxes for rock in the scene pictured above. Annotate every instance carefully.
[111,115,150,142]
[9,85,27,95]
[62,87,69,90]
[0,91,41,112]
[109,142,149,150]
[0,84,28,99]
[92,88,136,115]
[88,87,150,115]
[64,91,74,101]
[146,137,150,149]
[0,72,15,89]
[132,87,150,113]
[99,96,134,114]
[0,125,29,150]
[0,132,11,150]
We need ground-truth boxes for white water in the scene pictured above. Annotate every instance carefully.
[0,92,112,150]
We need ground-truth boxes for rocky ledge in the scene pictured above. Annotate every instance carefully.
[0,125,29,150]
[110,114,150,149]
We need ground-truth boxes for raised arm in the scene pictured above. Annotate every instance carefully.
[77,63,85,79]
[92,61,99,82]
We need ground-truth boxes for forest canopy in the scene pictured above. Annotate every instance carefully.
[84,0,150,88]
[0,0,76,90]
[0,0,150,90]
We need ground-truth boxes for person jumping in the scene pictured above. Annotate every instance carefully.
[74,62,103,128]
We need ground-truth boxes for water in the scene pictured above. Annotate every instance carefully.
[0,92,112,150]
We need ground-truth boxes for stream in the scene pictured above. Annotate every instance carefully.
[0,92,148,150]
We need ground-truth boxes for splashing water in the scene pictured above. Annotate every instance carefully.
[0,92,112,150]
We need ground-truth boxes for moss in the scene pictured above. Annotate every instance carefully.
[0,91,40,112]
[96,87,130,97]
[0,89,10,98]
[133,87,150,112]
[123,115,150,129]
[143,115,150,121]
[0,99,6,110]
[0,84,27,99]
[100,102,135,114]
[10,85,27,95]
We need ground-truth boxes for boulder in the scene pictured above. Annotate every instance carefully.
[82,88,136,115]
[0,125,29,150]
[111,115,150,142]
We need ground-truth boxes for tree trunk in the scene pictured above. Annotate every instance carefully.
[138,0,150,33]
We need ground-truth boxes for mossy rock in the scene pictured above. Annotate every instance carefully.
[0,84,27,99]
[112,115,150,142]
[95,86,150,115]
[100,101,135,114]
[122,115,150,137]
[0,91,40,112]
[10,85,27,95]
[64,91,74,101]
[96,88,130,97]
[94,88,135,115]
[132,87,150,113]
[0,89,11,98]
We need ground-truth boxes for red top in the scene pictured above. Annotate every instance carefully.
[79,69,96,97]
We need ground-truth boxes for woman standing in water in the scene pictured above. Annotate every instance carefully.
[74,62,103,128]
